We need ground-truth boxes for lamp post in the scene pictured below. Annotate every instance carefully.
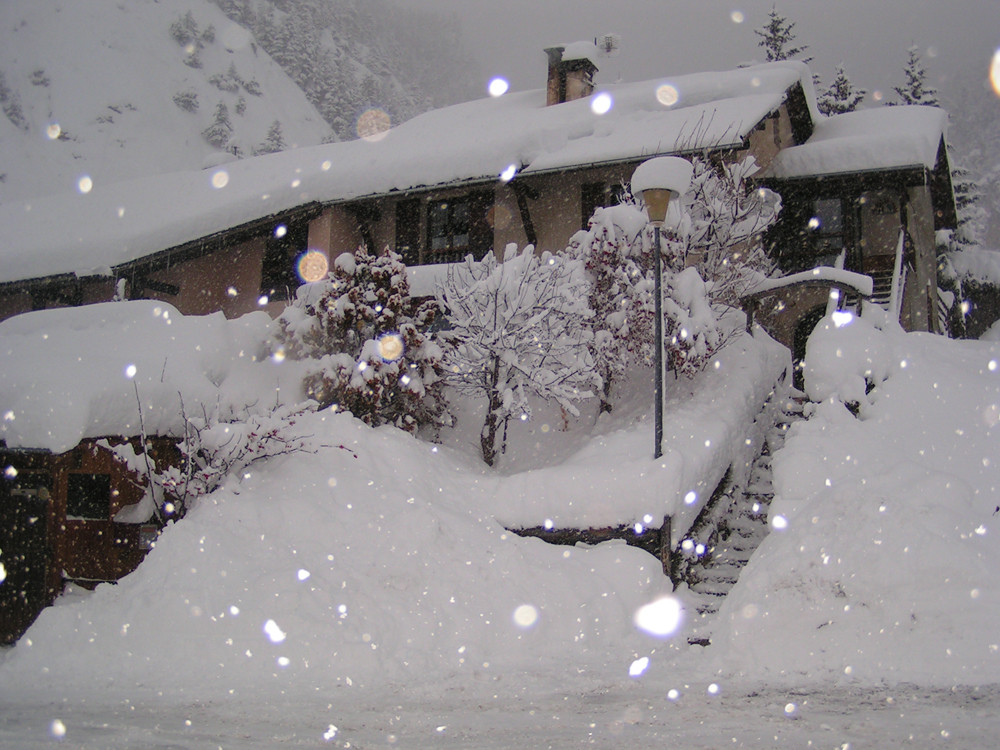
[631,157,693,459]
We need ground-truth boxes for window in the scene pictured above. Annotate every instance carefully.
[581,183,608,229]
[423,191,492,264]
[770,195,857,274]
[260,221,309,301]
[808,198,844,265]
[66,473,111,520]
[395,199,421,266]
[429,199,470,257]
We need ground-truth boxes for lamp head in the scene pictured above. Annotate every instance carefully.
[631,156,693,227]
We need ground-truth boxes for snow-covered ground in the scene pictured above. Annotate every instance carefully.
[1,310,999,746]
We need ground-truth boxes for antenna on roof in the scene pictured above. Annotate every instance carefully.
[596,33,620,57]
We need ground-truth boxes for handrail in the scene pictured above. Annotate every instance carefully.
[888,228,907,321]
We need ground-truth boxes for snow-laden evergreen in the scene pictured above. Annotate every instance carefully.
[892,45,940,107]
[275,246,448,436]
[816,64,867,115]
[753,7,812,63]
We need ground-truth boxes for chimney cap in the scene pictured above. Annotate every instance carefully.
[545,41,600,68]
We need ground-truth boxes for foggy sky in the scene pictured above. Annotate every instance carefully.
[406,0,999,108]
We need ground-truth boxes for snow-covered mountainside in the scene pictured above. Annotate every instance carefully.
[0,0,332,203]
[215,0,481,143]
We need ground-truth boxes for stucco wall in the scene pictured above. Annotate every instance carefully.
[143,237,267,318]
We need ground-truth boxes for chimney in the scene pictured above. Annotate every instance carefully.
[544,41,599,105]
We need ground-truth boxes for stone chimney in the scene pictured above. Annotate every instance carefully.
[544,41,599,105]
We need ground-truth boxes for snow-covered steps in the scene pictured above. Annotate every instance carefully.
[679,391,806,645]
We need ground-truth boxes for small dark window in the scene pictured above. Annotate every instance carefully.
[581,182,610,229]
[260,221,309,301]
[425,192,493,264]
[808,198,845,266]
[395,199,421,265]
[66,474,111,520]
[429,200,470,255]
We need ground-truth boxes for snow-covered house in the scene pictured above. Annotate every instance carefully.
[0,50,954,338]
[0,301,277,642]
[756,105,956,359]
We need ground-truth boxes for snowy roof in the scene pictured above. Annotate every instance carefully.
[0,301,288,452]
[0,62,812,286]
[764,105,948,180]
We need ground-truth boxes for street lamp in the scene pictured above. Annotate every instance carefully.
[631,156,693,459]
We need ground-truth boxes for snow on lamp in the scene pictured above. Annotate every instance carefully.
[631,156,693,226]
[631,156,693,459]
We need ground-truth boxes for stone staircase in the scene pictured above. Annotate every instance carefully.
[679,392,806,645]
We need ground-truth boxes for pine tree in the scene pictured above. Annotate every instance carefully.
[892,45,939,106]
[754,7,811,63]
[201,101,232,148]
[254,121,285,155]
[169,11,200,47]
[817,64,867,115]
[275,246,448,436]
[949,159,988,250]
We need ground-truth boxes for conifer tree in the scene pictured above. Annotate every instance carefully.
[892,45,939,106]
[275,246,448,436]
[201,101,232,148]
[949,159,988,250]
[754,7,811,63]
[817,64,867,115]
[254,120,285,155]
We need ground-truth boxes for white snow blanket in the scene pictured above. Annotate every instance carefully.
[0,301,294,453]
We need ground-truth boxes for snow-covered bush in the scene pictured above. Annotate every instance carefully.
[172,89,199,113]
[106,404,324,522]
[567,155,777,404]
[438,244,600,466]
[661,266,724,378]
[565,204,655,406]
[802,311,892,413]
[275,246,448,435]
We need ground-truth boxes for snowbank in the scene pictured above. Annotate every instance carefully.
[712,321,1000,686]
[0,411,666,704]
